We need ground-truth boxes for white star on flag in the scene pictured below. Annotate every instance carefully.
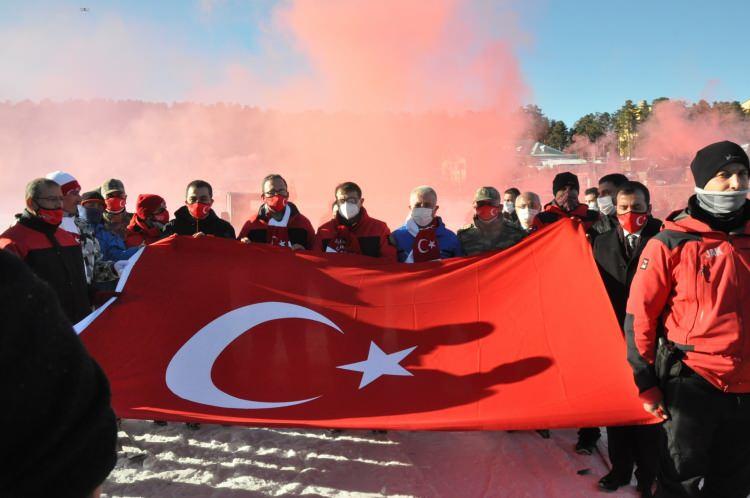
[337,341,417,389]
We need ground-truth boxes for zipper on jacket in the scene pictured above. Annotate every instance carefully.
[731,234,748,386]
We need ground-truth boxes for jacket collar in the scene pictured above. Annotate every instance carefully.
[18,209,59,236]
[174,205,218,224]
[544,201,588,218]
[257,202,301,225]
[336,207,369,228]
[666,196,750,236]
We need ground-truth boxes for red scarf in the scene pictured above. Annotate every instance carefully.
[329,224,362,254]
[412,221,440,262]
[133,217,162,238]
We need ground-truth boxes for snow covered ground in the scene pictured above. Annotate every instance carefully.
[102,421,640,497]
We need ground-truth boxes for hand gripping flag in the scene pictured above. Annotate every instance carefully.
[76,219,655,430]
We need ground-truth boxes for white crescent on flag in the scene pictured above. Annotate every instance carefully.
[417,238,431,253]
[165,302,343,409]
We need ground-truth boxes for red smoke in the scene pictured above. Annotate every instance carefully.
[635,100,750,165]
[0,1,531,231]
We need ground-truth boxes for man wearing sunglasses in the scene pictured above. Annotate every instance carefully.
[0,178,91,323]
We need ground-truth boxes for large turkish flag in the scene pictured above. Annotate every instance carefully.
[76,219,655,430]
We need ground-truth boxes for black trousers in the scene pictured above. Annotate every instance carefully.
[657,363,750,498]
[606,423,659,486]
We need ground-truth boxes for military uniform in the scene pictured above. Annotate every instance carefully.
[74,216,119,285]
[457,218,526,256]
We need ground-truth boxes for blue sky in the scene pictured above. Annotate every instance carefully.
[518,0,750,124]
[0,0,747,126]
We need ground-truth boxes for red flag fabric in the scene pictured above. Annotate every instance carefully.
[76,219,656,430]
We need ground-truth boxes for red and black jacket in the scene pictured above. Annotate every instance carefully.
[164,206,236,239]
[533,202,599,234]
[626,198,750,403]
[125,216,164,247]
[313,208,396,259]
[0,212,91,323]
[237,202,315,249]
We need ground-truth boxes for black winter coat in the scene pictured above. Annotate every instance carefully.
[593,217,663,327]
[164,205,236,239]
[0,250,117,498]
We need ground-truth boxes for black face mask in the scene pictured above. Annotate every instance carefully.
[82,206,103,225]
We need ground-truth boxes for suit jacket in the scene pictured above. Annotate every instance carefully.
[593,217,663,328]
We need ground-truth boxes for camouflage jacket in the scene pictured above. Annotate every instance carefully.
[74,216,119,284]
[457,218,527,256]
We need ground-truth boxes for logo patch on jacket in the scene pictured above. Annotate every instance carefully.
[704,247,723,258]
[640,258,649,270]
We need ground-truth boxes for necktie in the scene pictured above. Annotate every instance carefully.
[626,234,638,257]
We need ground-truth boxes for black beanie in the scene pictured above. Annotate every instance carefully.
[690,141,750,189]
[81,190,105,203]
[0,250,118,498]
[552,171,580,195]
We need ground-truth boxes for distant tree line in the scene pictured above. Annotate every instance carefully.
[521,99,750,157]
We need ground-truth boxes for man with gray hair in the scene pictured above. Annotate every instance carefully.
[390,185,461,262]
[458,186,527,256]
[0,178,91,322]
[514,191,542,232]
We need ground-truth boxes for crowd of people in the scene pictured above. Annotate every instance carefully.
[2,140,749,498]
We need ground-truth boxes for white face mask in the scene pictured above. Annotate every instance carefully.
[587,201,599,211]
[411,207,434,227]
[694,187,749,214]
[517,207,540,229]
[597,195,614,215]
[339,202,360,220]
[503,201,515,214]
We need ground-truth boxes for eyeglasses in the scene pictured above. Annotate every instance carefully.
[336,198,359,205]
[263,189,288,197]
[36,196,64,203]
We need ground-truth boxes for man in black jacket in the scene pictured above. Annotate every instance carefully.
[0,178,91,323]
[591,173,630,235]
[593,180,662,495]
[164,179,236,239]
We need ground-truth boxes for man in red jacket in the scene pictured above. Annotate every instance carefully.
[626,140,750,498]
[238,174,315,250]
[125,194,170,247]
[0,178,91,323]
[314,181,396,259]
[532,171,599,235]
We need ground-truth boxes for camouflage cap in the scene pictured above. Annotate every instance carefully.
[101,178,125,196]
[473,186,501,203]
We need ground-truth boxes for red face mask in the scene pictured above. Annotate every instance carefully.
[188,202,211,220]
[618,212,648,233]
[476,205,500,222]
[38,208,63,226]
[265,195,288,213]
[105,197,127,213]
